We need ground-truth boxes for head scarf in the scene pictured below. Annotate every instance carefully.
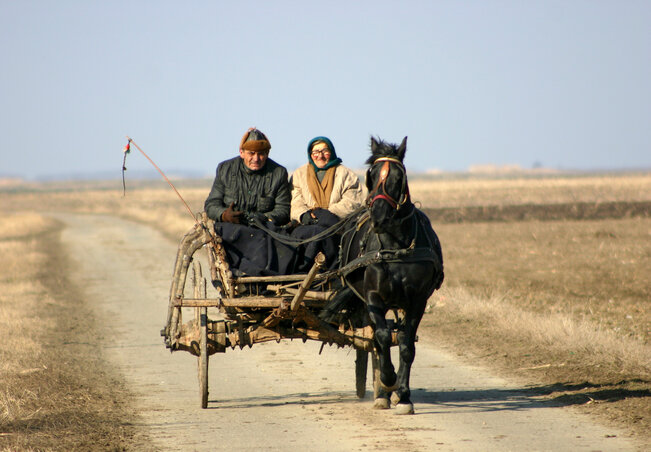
[307,136,342,171]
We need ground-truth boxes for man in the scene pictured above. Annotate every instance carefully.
[205,128,290,226]
[205,128,293,276]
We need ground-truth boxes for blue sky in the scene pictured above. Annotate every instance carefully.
[1,0,649,179]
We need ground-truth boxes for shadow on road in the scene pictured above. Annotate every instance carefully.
[204,379,649,415]
[411,379,651,414]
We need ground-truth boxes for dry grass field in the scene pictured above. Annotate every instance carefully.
[0,213,139,450]
[0,171,649,448]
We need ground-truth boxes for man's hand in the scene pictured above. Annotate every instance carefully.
[221,202,243,224]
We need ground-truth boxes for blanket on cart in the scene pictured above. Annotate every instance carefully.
[214,223,296,277]
[214,221,341,276]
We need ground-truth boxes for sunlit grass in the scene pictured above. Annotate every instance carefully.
[431,286,651,375]
[409,173,651,208]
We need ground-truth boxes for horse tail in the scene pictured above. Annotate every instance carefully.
[319,286,363,323]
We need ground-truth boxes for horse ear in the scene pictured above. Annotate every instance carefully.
[397,136,407,160]
[370,136,379,152]
[365,168,373,192]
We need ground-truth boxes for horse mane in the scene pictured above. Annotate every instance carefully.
[365,136,407,165]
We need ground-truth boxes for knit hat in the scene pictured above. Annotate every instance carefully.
[307,136,342,171]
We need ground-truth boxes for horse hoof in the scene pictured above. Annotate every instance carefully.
[394,403,414,415]
[373,398,390,410]
[390,392,400,406]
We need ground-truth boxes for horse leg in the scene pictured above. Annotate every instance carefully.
[371,350,391,409]
[392,305,424,415]
[367,300,398,403]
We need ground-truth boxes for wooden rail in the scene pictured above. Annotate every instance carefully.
[173,297,326,309]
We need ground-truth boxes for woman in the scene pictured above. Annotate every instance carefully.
[290,136,366,226]
[290,136,367,270]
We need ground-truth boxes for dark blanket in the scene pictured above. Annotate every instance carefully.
[290,224,340,272]
[291,208,342,272]
[214,211,344,276]
[213,223,296,277]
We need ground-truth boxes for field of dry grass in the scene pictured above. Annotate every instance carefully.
[0,213,138,450]
[0,171,649,448]
[410,172,651,208]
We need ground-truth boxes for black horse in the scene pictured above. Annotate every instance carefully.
[323,136,444,414]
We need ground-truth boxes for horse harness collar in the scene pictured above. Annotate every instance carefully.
[368,157,410,210]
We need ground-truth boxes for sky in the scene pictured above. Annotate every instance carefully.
[1,0,650,180]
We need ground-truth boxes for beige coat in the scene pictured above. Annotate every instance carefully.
[290,164,367,222]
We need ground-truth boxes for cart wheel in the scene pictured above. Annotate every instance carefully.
[192,261,204,322]
[192,261,209,408]
[198,306,209,408]
[355,350,369,398]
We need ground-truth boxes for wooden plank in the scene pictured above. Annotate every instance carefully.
[174,297,282,308]
[173,297,326,309]
[234,274,328,283]
[291,253,326,311]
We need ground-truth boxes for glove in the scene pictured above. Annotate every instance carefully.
[221,202,243,224]
[311,208,340,227]
[300,210,318,225]
[279,219,299,232]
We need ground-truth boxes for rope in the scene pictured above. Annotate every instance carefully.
[122,136,198,224]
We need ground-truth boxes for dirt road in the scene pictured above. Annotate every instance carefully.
[54,213,638,451]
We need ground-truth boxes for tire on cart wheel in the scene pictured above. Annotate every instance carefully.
[192,261,209,408]
[199,306,208,408]
[355,349,369,398]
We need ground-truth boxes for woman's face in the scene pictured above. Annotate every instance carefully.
[310,142,331,169]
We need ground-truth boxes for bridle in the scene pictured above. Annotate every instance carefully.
[367,157,410,210]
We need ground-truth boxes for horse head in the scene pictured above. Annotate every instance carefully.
[365,136,410,234]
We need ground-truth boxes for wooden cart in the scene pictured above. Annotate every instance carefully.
[161,214,402,408]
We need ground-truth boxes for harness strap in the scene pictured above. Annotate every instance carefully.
[338,246,439,276]
[337,246,441,302]
[336,207,440,301]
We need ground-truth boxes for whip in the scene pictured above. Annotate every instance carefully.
[122,136,198,223]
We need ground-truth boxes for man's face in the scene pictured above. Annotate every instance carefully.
[240,149,269,171]
[310,142,331,169]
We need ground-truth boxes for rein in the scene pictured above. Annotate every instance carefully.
[248,206,366,247]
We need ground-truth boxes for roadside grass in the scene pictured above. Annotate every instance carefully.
[0,213,138,451]
[423,215,650,444]
[435,217,650,344]
[422,285,651,445]
[427,287,650,376]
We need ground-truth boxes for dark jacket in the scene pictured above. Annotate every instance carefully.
[204,156,291,225]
